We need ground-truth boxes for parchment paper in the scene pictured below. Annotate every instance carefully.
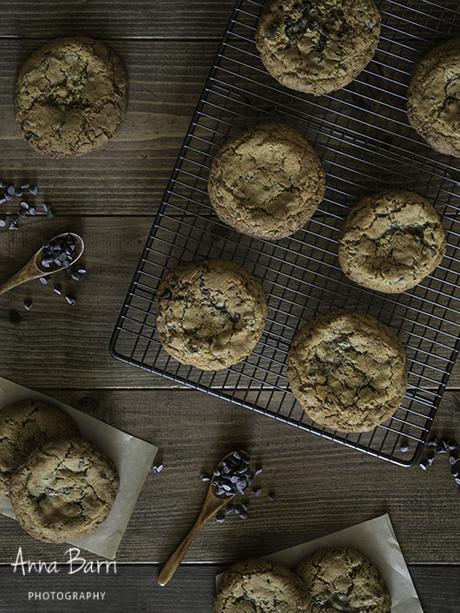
[217,514,423,613]
[0,377,158,560]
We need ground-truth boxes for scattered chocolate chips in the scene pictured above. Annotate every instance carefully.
[0,181,50,231]
[152,463,164,474]
[420,433,460,492]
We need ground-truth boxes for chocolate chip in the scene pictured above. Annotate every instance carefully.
[268,492,276,502]
[253,487,262,497]
[449,452,458,466]
[8,309,21,325]
[29,185,39,196]
[399,437,409,453]
[23,298,32,311]
[0,198,6,205]
[419,459,429,471]
[200,472,211,482]
[215,513,226,523]
[53,284,62,295]
[65,294,77,306]
[6,185,15,196]
[0,218,6,228]
[451,465,460,478]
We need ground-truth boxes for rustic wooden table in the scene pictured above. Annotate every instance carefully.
[0,1,459,611]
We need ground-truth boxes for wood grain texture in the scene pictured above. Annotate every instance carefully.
[0,1,235,40]
[0,39,217,215]
[0,388,458,564]
[0,563,458,613]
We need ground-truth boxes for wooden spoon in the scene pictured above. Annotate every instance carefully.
[157,449,250,587]
[0,232,84,297]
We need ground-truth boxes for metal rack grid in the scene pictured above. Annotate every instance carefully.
[111,0,460,466]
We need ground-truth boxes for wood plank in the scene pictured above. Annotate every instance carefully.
[0,216,458,389]
[0,1,235,40]
[0,39,217,215]
[0,563,458,613]
[0,388,458,563]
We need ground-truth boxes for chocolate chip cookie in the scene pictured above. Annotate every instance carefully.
[208,123,326,240]
[0,399,79,498]
[338,191,446,294]
[9,436,119,543]
[256,0,381,96]
[214,559,311,612]
[288,311,407,432]
[408,39,460,158]
[16,37,128,158]
[156,259,267,371]
[296,548,391,612]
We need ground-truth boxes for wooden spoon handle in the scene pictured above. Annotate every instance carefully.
[0,262,43,297]
[157,517,206,587]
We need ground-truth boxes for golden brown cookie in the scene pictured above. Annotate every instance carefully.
[296,548,391,612]
[338,191,446,294]
[288,311,407,432]
[0,399,79,498]
[408,39,460,158]
[16,37,128,158]
[156,259,267,371]
[256,0,381,96]
[208,123,326,240]
[9,436,119,543]
[214,559,311,612]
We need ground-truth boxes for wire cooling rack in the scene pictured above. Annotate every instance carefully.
[111,0,460,466]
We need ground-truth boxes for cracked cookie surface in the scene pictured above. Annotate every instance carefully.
[408,39,460,158]
[0,399,79,499]
[208,123,326,240]
[214,559,311,612]
[288,311,407,432]
[256,0,381,95]
[9,436,119,543]
[156,259,267,371]
[16,37,128,158]
[296,548,391,612]
[338,191,446,294]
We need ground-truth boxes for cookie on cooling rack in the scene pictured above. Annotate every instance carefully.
[208,122,326,240]
[214,559,311,612]
[256,0,381,96]
[156,259,267,371]
[338,191,446,294]
[408,39,460,158]
[288,311,407,432]
[0,399,79,499]
[296,548,391,612]
[16,37,128,158]
[9,436,119,543]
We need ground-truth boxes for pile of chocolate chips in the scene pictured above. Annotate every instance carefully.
[419,436,459,489]
[40,234,78,270]
[200,451,275,523]
[0,181,54,231]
